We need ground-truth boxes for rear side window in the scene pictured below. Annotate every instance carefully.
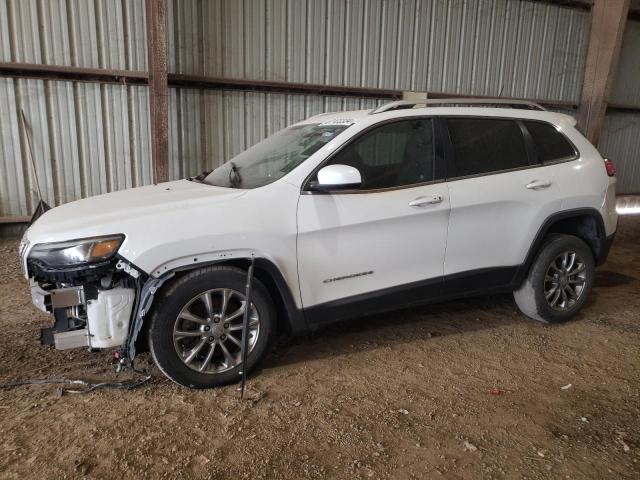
[326,118,437,190]
[446,118,529,177]
[524,121,576,163]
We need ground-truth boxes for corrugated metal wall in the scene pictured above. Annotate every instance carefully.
[4,0,640,216]
[611,19,640,107]
[599,19,640,194]
[167,0,590,101]
[167,89,382,180]
[599,112,640,194]
[0,0,147,70]
[165,0,591,179]
[0,0,151,217]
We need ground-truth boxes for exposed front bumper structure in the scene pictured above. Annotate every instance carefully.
[32,281,135,350]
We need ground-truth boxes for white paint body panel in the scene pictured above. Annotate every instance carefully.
[317,164,362,187]
[22,106,617,316]
[25,179,302,306]
[297,183,449,307]
[445,167,564,274]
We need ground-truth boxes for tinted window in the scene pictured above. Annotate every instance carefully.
[325,119,436,190]
[524,121,576,163]
[446,118,529,177]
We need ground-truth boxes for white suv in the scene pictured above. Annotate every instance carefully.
[20,99,618,388]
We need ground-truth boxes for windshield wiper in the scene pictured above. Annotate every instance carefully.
[228,161,242,188]
[189,169,212,183]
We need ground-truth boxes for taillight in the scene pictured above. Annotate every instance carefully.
[604,158,616,177]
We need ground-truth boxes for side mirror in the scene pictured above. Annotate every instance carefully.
[307,164,362,192]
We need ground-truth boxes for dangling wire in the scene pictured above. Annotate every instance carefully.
[0,369,151,395]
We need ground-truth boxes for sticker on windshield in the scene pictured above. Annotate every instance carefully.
[319,119,354,126]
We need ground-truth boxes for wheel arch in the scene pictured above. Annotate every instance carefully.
[211,257,306,337]
[131,256,305,357]
[515,208,607,286]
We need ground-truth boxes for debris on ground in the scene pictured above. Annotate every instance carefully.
[463,441,478,452]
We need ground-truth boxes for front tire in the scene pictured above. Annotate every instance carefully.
[148,266,276,388]
[514,234,595,323]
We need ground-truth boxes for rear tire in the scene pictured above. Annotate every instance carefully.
[514,234,595,323]
[148,266,276,388]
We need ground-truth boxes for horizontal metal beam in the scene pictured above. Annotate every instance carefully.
[530,0,591,11]
[607,103,640,113]
[168,74,400,99]
[0,216,30,224]
[2,62,639,113]
[0,62,148,85]
[168,73,581,109]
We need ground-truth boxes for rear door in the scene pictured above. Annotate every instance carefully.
[296,118,450,322]
[442,117,565,288]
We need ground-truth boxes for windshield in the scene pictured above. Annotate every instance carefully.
[203,123,350,189]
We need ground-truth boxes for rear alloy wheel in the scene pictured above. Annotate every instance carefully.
[543,251,588,311]
[514,234,595,323]
[149,266,275,388]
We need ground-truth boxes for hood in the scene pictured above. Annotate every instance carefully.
[26,180,247,243]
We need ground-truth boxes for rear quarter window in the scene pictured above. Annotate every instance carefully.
[524,121,577,163]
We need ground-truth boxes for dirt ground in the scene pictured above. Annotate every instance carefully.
[0,219,639,480]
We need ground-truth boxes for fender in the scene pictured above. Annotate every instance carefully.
[514,207,607,286]
[121,254,306,362]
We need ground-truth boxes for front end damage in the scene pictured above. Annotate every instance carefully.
[22,235,143,354]
[32,281,135,350]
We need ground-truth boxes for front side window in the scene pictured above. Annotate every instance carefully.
[204,123,350,189]
[446,118,529,177]
[324,118,436,190]
[524,121,576,163]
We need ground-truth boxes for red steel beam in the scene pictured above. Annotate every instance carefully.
[146,0,169,184]
[577,0,630,145]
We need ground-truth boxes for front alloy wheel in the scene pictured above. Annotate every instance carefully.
[148,266,275,388]
[173,288,260,374]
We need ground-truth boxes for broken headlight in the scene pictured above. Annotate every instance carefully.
[29,235,124,268]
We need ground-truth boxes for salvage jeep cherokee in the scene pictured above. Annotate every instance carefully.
[19,99,618,388]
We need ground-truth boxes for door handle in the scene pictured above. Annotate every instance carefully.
[525,180,552,190]
[409,195,443,207]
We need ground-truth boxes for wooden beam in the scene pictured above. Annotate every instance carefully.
[146,0,169,184]
[577,0,630,145]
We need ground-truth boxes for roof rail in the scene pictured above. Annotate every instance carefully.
[370,98,546,114]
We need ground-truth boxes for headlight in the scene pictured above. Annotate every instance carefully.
[29,235,124,268]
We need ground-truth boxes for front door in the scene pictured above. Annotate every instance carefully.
[296,118,450,324]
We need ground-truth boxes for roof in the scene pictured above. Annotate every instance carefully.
[299,100,577,130]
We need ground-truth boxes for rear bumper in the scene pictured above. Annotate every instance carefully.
[596,233,616,266]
